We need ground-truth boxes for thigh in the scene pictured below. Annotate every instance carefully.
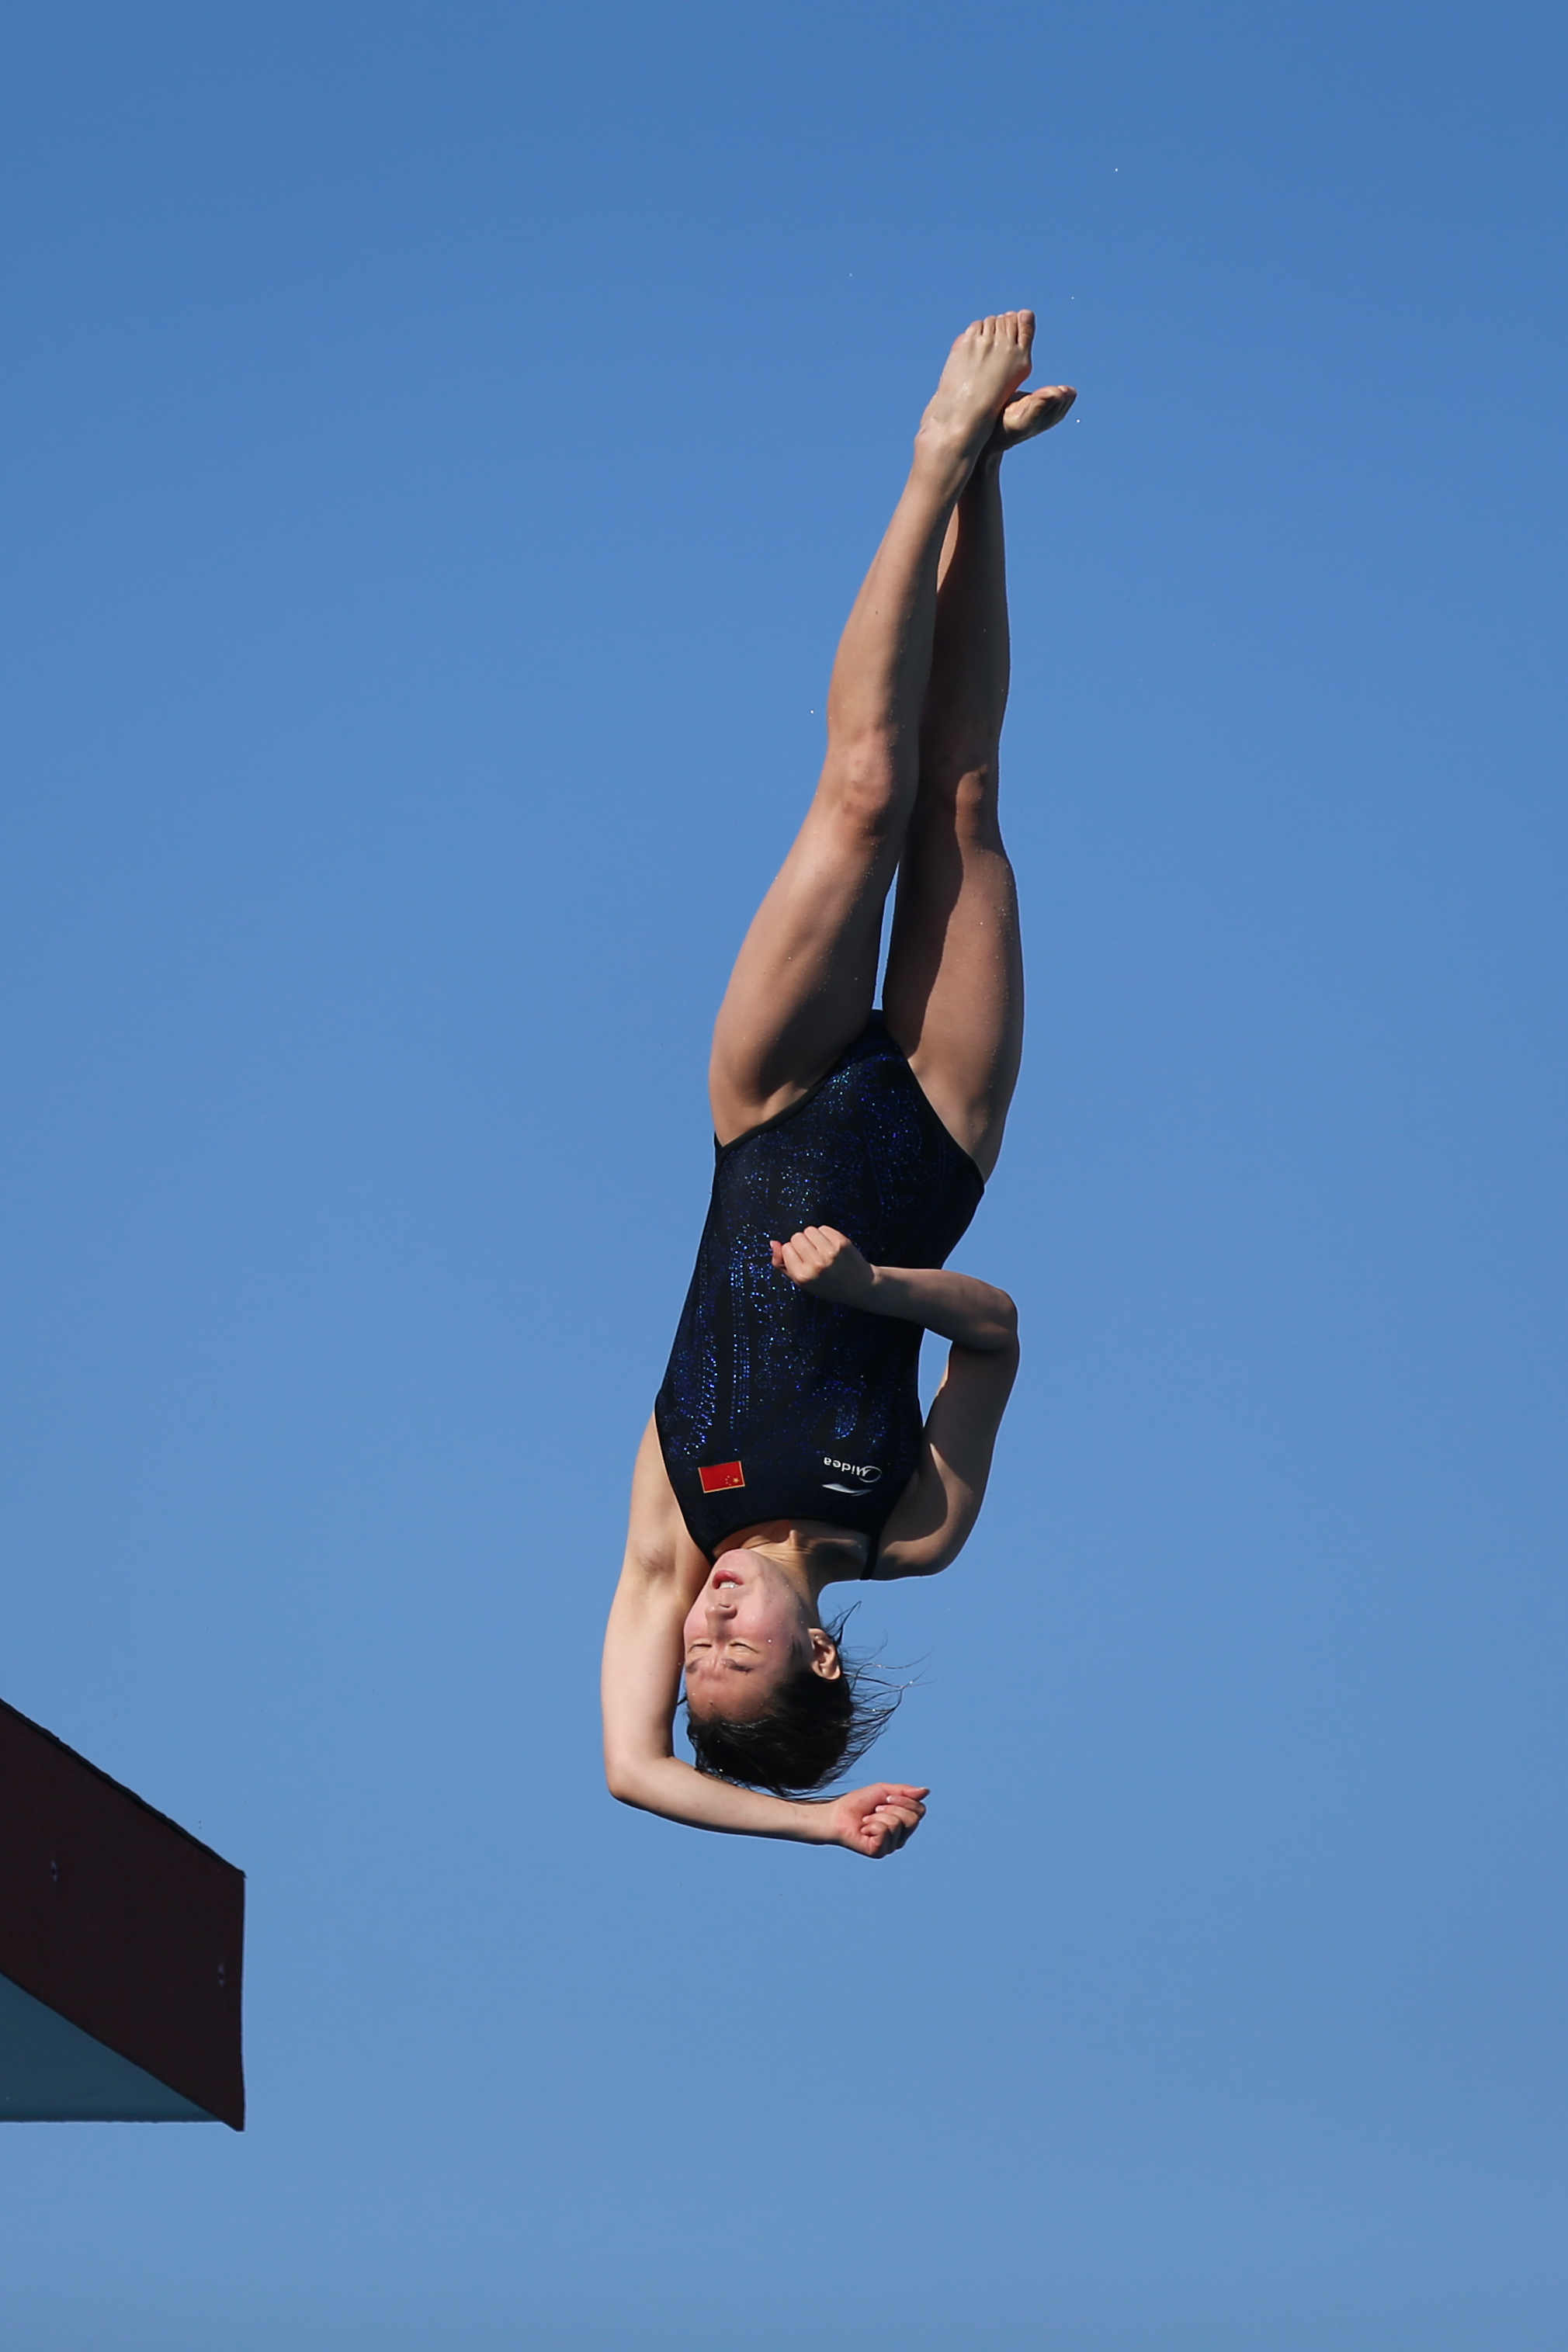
[709,789,900,1144]
[880,771,1024,1180]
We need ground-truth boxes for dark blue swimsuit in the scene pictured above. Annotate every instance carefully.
[655,1018,983,1564]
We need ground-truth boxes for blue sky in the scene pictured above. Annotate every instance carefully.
[1,4,1564,2346]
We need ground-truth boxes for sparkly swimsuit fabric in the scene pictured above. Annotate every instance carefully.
[654,1017,983,1563]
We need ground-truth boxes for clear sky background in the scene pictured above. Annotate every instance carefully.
[1,5,1564,2347]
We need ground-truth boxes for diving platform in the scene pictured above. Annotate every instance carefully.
[0,1699,245,2128]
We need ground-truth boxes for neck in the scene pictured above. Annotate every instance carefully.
[720,1521,869,1617]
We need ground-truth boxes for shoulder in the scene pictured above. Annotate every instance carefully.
[861,1462,956,1580]
[619,1417,710,1605]
[868,1345,1016,1577]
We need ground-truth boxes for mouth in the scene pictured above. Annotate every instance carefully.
[712,1566,744,1589]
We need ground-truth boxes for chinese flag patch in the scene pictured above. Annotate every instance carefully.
[698,1460,746,1495]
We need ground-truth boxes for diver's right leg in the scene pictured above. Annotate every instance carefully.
[882,380,1074,1178]
[709,314,1036,1146]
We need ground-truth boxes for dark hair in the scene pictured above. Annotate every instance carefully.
[682,1612,902,1797]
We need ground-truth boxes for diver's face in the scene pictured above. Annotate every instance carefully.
[682,1552,824,1722]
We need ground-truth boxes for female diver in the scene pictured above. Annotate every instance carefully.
[602,312,1074,1858]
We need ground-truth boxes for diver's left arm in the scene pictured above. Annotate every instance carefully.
[602,1594,928,1854]
[601,1420,928,1854]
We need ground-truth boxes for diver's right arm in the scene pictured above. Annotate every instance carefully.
[601,1422,927,1857]
[769,1226,1015,1349]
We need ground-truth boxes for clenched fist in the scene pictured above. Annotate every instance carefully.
[769,1224,878,1307]
[819,1782,929,1858]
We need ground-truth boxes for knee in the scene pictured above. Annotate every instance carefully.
[920,685,1001,786]
[821,733,908,840]
[919,753,1002,841]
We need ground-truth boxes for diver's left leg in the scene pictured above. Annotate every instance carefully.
[882,385,1073,1178]
[709,317,1039,1147]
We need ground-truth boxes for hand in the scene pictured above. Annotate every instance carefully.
[770,1225,876,1307]
[818,1782,929,1858]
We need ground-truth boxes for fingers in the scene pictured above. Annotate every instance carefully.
[776,1235,813,1284]
[861,1806,923,1856]
[834,1781,931,1857]
[770,1226,853,1287]
[855,1784,928,1856]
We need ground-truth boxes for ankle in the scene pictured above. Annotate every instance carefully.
[911,421,980,494]
[967,446,1005,488]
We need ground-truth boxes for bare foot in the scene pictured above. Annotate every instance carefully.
[918,311,1036,459]
[988,382,1076,453]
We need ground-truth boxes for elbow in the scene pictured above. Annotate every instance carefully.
[604,1756,647,1809]
[988,1291,1020,1353]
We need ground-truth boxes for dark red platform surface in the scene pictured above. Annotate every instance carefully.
[0,1699,245,2128]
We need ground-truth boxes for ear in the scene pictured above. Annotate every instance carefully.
[807,1628,844,1681]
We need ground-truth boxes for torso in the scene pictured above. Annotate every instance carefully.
[654,1017,983,1562]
